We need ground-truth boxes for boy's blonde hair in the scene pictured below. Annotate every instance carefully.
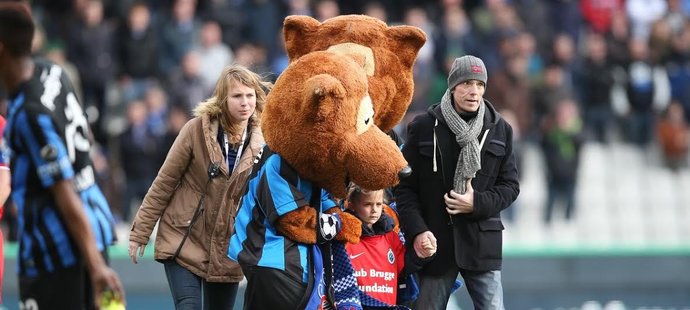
[345,183,388,208]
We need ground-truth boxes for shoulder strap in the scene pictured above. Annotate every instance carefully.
[311,183,336,306]
[237,144,274,200]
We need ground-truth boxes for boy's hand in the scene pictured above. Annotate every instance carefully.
[414,231,437,258]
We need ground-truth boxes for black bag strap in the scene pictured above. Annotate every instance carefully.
[172,162,221,261]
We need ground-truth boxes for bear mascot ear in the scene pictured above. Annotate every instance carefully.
[283,15,321,62]
[387,25,426,69]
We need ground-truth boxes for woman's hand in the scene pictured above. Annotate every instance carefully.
[128,241,146,264]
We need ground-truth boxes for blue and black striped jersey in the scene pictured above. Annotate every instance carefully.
[4,59,116,277]
[228,149,336,283]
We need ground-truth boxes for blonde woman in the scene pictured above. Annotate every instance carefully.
[129,65,271,309]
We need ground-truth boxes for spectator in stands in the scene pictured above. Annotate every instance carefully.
[547,0,582,43]
[516,31,544,85]
[285,0,312,17]
[168,50,207,111]
[648,19,674,65]
[158,105,192,169]
[158,0,200,75]
[67,0,116,145]
[433,6,481,77]
[197,0,245,50]
[626,0,668,40]
[605,10,631,68]
[315,0,340,22]
[244,0,283,61]
[363,1,388,22]
[129,65,272,309]
[578,31,615,143]
[119,100,159,222]
[616,39,671,147]
[541,98,583,224]
[233,42,272,80]
[144,83,170,138]
[117,1,159,103]
[549,33,579,100]
[656,101,690,171]
[513,0,552,60]
[473,1,524,72]
[195,20,233,93]
[533,63,573,137]
[666,0,690,35]
[667,19,690,122]
[396,55,519,309]
[580,0,624,34]
[404,6,437,114]
[486,54,533,139]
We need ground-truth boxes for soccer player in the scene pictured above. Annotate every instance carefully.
[0,2,124,308]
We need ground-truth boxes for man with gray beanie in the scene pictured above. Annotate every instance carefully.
[395,55,519,309]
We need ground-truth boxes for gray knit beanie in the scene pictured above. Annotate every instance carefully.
[447,55,488,89]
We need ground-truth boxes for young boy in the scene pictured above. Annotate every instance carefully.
[344,185,433,307]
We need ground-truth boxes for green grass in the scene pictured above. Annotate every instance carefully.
[503,243,690,257]
[4,241,690,259]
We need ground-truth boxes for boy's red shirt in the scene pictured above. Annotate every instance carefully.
[344,215,405,305]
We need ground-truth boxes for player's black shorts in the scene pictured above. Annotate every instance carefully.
[19,263,95,310]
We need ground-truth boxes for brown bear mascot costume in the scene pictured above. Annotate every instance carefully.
[229,15,425,310]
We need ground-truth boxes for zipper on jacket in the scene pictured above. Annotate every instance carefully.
[433,120,438,172]
[433,119,452,225]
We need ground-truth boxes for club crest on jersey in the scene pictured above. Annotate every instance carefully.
[387,248,394,264]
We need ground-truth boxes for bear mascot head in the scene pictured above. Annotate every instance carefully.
[262,50,409,198]
[283,15,426,133]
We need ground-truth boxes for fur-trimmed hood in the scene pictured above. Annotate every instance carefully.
[193,98,224,118]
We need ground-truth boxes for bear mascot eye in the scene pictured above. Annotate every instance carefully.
[356,95,375,135]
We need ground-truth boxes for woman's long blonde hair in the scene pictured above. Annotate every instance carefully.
[194,64,273,133]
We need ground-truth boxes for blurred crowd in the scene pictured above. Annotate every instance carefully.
[1,0,690,232]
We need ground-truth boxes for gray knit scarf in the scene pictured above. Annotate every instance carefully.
[440,89,485,194]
